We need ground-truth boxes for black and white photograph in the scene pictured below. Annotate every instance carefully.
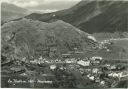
[1,0,128,88]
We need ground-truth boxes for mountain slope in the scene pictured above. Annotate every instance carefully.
[1,2,29,22]
[1,18,97,60]
[25,1,128,33]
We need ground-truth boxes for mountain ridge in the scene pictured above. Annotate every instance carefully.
[25,1,128,33]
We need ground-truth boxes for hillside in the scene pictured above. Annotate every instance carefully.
[1,2,29,23]
[1,18,97,60]
[25,1,128,33]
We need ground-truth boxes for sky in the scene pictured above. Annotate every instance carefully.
[1,0,81,12]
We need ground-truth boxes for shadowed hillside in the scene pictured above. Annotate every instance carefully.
[25,1,128,33]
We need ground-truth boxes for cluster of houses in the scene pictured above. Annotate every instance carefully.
[108,71,128,80]
[78,66,128,87]
[26,56,103,67]
[19,54,127,87]
[98,40,112,52]
[48,62,128,87]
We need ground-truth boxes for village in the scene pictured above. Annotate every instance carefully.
[2,51,127,88]
[1,40,128,88]
[29,55,128,87]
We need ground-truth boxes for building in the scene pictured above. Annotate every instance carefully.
[62,53,71,58]
[65,59,72,63]
[30,59,39,64]
[108,72,119,78]
[77,60,90,66]
[87,35,97,41]
[59,66,66,70]
[90,56,102,65]
[87,74,95,81]
[50,65,56,70]
[118,71,128,79]
[95,77,101,83]
[100,81,105,85]
[65,58,76,63]
[110,65,116,70]
[90,56,103,61]
[22,57,26,62]
[92,68,99,74]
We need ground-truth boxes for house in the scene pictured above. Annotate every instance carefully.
[62,53,71,56]
[65,59,72,63]
[65,58,76,63]
[92,61,100,64]
[106,49,110,52]
[89,76,95,80]
[87,74,95,80]
[59,66,66,70]
[92,68,99,74]
[70,58,77,63]
[108,72,119,78]
[90,56,102,65]
[108,71,128,80]
[30,60,38,64]
[77,60,90,66]
[95,77,101,83]
[118,71,128,79]
[105,64,111,67]
[50,65,56,70]
[110,65,116,70]
[100,81,105,85]
[87,35,97,41]
[91,56,103,61]
[22,57,26,62]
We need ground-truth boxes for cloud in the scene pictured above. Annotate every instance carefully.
[29,1,80,10]
[1,0,81,11]
[15,1,39,7]
[1,0,42,7]
[42,0,81,4]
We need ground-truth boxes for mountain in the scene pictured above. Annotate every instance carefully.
[1,18,97,60]
[25,1,128,33]
[1,2,29,23]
